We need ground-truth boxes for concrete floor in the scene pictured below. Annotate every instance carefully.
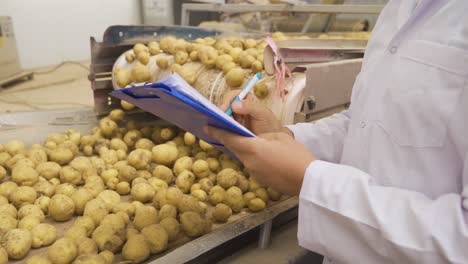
[0,62,309,263]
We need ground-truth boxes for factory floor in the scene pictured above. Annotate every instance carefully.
[0,62,315,263]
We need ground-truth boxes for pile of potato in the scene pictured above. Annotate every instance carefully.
[114,34,273,111]
[0,109,283,264]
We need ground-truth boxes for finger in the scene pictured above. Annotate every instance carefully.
[219,90,242,111]
[204,126,254,153]
[232,99,270,120]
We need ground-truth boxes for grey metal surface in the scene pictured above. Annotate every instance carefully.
[258,219,273,249]
[181,3,384,26]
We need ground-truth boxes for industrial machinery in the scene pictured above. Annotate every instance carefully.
[0,16,33,88]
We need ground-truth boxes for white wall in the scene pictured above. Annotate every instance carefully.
[0,0,142,69]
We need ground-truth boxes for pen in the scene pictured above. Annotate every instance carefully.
[225,72,262,116]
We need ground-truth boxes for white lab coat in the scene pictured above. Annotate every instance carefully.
[287,0,468,263]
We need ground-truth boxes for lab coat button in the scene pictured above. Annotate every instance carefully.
[390,46,398,54]
[360,121,366,128]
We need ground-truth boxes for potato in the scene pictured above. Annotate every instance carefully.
[84,180,105,198]
[151,144,178,167]
[217,168,239,189]
[191,160,209,179]
[121,100,135,111]
[255,188,269,203]
[0,247,7,264]
[33,196,50,215]
[133,43,148,55]
[212,203,232,223]
[209,186,226,205]
[141,224,168,254]
[125,51,135,63]
[135,138,154,151]
[0,214,17,237]
[5,140,25,156]
[31,223,57,248]
[159,36,177,53]
[267,187,282,201]
[74,216,96,237]
[115,67,132,88]
[251,60,263,72]
[156,57,168,69]
[243,192,256,205]
[108,109,125,123]
[18,204,45,221]
[99,250,114,264]
[158,204,177,220]
[190,183,201,193]
[47,147,73,165]
[180,211,208,238]
[0,153,10,168]
[26,147,47,166]
[0,195,7,205]
[134,205,158,231]
[2,228,32,259]
[175,50,188,65]
[176,67,196,85]
[225,186,245,213]
[91,225,125,253]
[229,47,243,63]
[199,178,214,193]
[116,164,137,183]
[248,198,266,212]
[100,214,127,230]
[127,149,152,170]
[48,194,74,221]
[48,238,77,264]
[70,188,93,215]
[225,68,245,88]
[97,190,121,211]
[73,254,106,264]
[0,166,5,182]
[173,157,193,176]
[199,46,218,68]
[122,234,150,263]
[55,183,76,197]
[176,170,195,193]
[177,195,203,214]
[10,186,37,208]
[189,50,198,61]
[152,187,181,209]
[0,181,18,198]
[235,174,249,193]
[11,165,38,186]
[182,132,196,146]
[215,54,233,70]
[159,218,179,242]
[58,166,81,185]
[114,182,129,195]
[130,182,155,203]
[240,54,256,69]
[147,177,168,192]
[33,181,55,198]
[199,140,214,152]
[26,255,52,264]
[18,215,40,231]
[131,65,151,83]
[147,43,160,56]
[137,52,150,65]
[189,189,207,203]
[152,165,174,184]
[253,81,269,99]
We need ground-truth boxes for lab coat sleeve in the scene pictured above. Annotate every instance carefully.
[298,160,468,264]
[286,110,351,163]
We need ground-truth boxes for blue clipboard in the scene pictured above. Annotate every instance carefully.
[111,74,255,160]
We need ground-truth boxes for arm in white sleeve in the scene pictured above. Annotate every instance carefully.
[287,111,351,163]
[298,160,468,264]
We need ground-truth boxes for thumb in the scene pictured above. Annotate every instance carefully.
[232,99,268,119]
